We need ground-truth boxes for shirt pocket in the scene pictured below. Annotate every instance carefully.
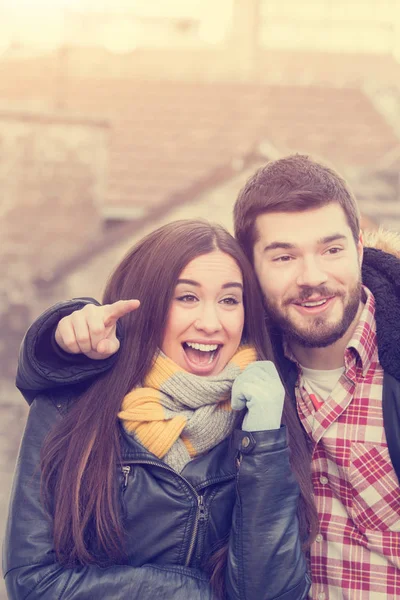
[349,442,400,532]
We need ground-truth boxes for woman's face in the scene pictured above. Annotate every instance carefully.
[161,250,245,376]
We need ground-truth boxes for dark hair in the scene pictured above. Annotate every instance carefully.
[40,219,318,596]
[40,222,266,556]
[234,153,360,262]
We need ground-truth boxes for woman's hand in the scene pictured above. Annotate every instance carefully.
[55,300,140,360]
[231,361,285,431]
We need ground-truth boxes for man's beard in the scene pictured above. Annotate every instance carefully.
[264,281,362,348]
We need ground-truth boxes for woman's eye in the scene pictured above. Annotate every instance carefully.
[177,294,198,303]
[220,297,239,305]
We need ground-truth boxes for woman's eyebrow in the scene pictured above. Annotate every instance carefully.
[176,279,243,290]
[176,278,199,287]
[222,282,243,290]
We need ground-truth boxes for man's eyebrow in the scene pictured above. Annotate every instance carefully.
[176,279,243,290]
[263,242,296,252]
[318,234,347,244]
[263,234,348,252]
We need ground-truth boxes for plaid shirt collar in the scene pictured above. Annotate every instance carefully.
[346,286,376,377]
[284,285,376,378]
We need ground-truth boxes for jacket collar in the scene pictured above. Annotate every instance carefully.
[345,287,377,378]
[120,424,237,488]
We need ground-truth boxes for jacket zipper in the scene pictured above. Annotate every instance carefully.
[122,465,131,489]
[121,459,211,566]
[185,494,206,566]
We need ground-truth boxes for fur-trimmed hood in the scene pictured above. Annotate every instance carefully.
[361,229,400,379]
[363,228,400,259]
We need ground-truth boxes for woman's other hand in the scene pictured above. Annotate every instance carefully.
[55,300,140,359]
[231,361,285,431]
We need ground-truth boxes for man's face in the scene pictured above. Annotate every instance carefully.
[253,203,363,348]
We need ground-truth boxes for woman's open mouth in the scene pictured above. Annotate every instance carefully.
[182,341,222,374]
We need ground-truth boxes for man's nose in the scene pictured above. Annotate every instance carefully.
[194,305,222,334]
[296,257,328,288]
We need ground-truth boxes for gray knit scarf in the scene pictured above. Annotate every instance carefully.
[118,345,257,472]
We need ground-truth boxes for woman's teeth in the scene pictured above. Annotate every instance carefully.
[186,342,219,352]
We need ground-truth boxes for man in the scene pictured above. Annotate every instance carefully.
[233,154,400,599]
[14,155,400,599]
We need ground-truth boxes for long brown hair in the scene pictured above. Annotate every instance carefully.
[40,219,317,593]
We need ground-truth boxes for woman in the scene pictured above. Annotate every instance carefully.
[4,220,316,599]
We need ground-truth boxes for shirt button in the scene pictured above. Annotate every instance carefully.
[320,476,328,485]
[315,533,323,543]
[318,593,325,600]
[241,436,250,448]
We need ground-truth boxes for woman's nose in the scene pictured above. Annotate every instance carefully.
[194,305,222,334]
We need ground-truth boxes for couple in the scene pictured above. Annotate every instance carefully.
[4,154,400,599]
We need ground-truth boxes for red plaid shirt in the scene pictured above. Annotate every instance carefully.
[288,288,400,600]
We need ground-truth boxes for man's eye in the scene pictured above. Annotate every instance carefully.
[326,247,342,255]
[273,255,293,262]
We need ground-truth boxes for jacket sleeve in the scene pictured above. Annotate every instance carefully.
[226,428,311,600]
[3,395,214,600]
[16,299,119,405]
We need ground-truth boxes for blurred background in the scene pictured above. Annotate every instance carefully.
[1,1,400,595]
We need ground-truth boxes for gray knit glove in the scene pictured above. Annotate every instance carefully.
[231,361,285,431]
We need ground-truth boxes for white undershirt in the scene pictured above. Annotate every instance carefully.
[300,365,345,404]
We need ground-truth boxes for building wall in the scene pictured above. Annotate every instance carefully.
[63,1,400,56]
[260,0,397,54]
[35,163,257,309]
[2,1,400,86]
[0,112,108,381]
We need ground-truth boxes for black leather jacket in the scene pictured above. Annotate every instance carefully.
[4,300,310,600]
